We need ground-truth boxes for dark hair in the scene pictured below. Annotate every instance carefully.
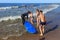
[27,11,31,14]
[40,10,43,13]
[36,9,39,12]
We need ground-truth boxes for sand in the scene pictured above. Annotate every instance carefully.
[0,6,60,40]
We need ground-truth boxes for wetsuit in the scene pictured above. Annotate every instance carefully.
[21,13,28,25]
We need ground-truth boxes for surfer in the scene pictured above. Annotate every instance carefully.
[21,11,33,25]
[36,10,46,36]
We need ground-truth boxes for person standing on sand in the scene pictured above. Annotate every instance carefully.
[21,11,33,25]
[36,10,46,36]
[36,9,40,29]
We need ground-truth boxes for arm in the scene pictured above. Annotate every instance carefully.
[30,13,34,24]
[37,18,39,27]
[25,13,28,19]
[26,14,28,19]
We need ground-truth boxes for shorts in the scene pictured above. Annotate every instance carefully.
[40,22,46,25]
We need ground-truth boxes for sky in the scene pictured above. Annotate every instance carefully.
[0,0,60,3]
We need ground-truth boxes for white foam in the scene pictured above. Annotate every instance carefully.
[33,4,59,16]
[0,4,59,22]
[0,16,21,22]
[0,6,19,10]
[43,4,59,14]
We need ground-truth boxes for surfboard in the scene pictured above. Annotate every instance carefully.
[24,21,37,34]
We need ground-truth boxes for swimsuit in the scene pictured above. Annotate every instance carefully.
[40,22,46,25]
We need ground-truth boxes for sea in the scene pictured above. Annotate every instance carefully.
[0,3,60,40]
[0,3,59,22]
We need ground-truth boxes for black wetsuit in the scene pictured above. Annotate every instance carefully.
[21,13,28,25]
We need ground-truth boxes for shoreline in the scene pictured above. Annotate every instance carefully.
[0,4,60,40]
[0,18,26,40]
[0,4,59,22]
[6,5,60,40]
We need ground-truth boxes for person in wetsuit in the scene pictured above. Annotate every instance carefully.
[21,11,33,25]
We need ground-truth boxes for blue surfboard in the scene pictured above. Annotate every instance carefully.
[24,21,37,34]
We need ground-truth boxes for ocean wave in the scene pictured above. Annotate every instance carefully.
[0,6,19,10]
[0,16,21,22]
[0,4,59,22]
[0,5,31,10]
[33,4,59,16]
[43,4,59,13]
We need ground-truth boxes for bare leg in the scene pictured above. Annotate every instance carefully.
[39,25,43,36]
[37,18,39,30]
[37,23,39,28]
[42,25,45,34]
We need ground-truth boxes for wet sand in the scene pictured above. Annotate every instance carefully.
[44,6,60,40]
[0,7,60,40]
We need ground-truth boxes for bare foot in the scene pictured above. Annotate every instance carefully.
[40,34,43,37]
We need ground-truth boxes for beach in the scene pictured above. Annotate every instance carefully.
[0,3,60,40]
[7,5,60,40]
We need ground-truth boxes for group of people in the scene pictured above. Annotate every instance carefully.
[21,9,46,36]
